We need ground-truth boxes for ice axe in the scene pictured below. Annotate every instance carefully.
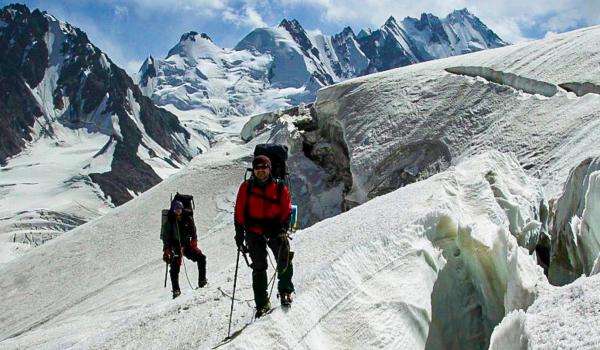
[227,249,242,339]
[163,261,168,288]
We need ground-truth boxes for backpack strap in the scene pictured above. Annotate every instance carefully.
[276,179,284,203]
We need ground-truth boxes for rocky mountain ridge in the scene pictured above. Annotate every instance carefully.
[138,9,507,142]
[0,4,205,238]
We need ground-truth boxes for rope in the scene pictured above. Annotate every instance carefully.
[268,269,277,301]
[267,249,277,301]
[182,257,195,289]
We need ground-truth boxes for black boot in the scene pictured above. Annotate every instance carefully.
[198,255,207,288]
[170,267,180,299]
[280,291,293,306]
[255,301,271,318]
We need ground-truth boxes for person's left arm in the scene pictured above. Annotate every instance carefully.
[189,216,200,250]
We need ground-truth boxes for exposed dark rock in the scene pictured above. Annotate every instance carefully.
[413,13,450,45]
[0,4,48,164]
[0,3,197,206]
[0,64,42,164]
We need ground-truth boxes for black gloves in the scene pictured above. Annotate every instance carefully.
[235,224,248,253]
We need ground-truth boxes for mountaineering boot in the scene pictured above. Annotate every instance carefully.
[197,255,207,288]
[252,270,269,310]
[172,289,181,299]
[280,292,293,306]
[255,302,271,319]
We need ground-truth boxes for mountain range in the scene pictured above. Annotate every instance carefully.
[137,9,507,141]
[0,4,206,239]
[0,3,505,240]
[2,19,600,348]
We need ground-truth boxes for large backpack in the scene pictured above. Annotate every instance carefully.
[243,143,289,217]
[244,144,299,231]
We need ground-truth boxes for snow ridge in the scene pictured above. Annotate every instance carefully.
[559,82,600,97]
[445,66,559,97]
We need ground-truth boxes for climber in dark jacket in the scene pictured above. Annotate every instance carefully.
[161,200,207,298]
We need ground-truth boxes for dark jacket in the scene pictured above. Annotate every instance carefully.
[161,211,197,249]
[234,178,292,235]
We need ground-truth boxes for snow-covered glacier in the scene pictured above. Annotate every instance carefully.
[2,15,600,350]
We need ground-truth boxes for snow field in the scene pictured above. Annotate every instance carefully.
[490,273,600,349]
[0,145,548,350]
[3,20,600,350]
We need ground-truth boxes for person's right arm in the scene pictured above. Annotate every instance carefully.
[234,182,248,251]
[234,182,248,227]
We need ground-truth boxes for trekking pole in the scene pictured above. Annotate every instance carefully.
[227,249,242,339]
[164,262,169,288]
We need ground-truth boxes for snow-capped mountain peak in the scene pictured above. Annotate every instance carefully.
[0,3,204,238]
[384,15,399,28]
[166,31,221,61]
[279,18,315,54]
[139,11,509,150]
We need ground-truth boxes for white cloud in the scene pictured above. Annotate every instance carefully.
[306,28,323,36]
[113,5,129,18]
[124,59,144,76]
[223,6,267,29]
[120,0,228,11]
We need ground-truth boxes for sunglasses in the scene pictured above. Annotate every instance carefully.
[253,164,269,170]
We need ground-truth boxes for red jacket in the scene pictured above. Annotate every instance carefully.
[234,179,292,235]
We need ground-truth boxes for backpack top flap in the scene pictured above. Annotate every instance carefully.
[173,193,195,210]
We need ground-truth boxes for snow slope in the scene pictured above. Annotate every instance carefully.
[0,136,546,349]
[315,25,600,206]
[489,273,600,349]
[2,20,600,350]
[0,5,204,247]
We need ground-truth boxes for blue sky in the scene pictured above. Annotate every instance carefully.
[3,1,598,74]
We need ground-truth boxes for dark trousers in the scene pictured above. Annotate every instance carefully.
[246,233,294,308]
[169,243,207,291]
